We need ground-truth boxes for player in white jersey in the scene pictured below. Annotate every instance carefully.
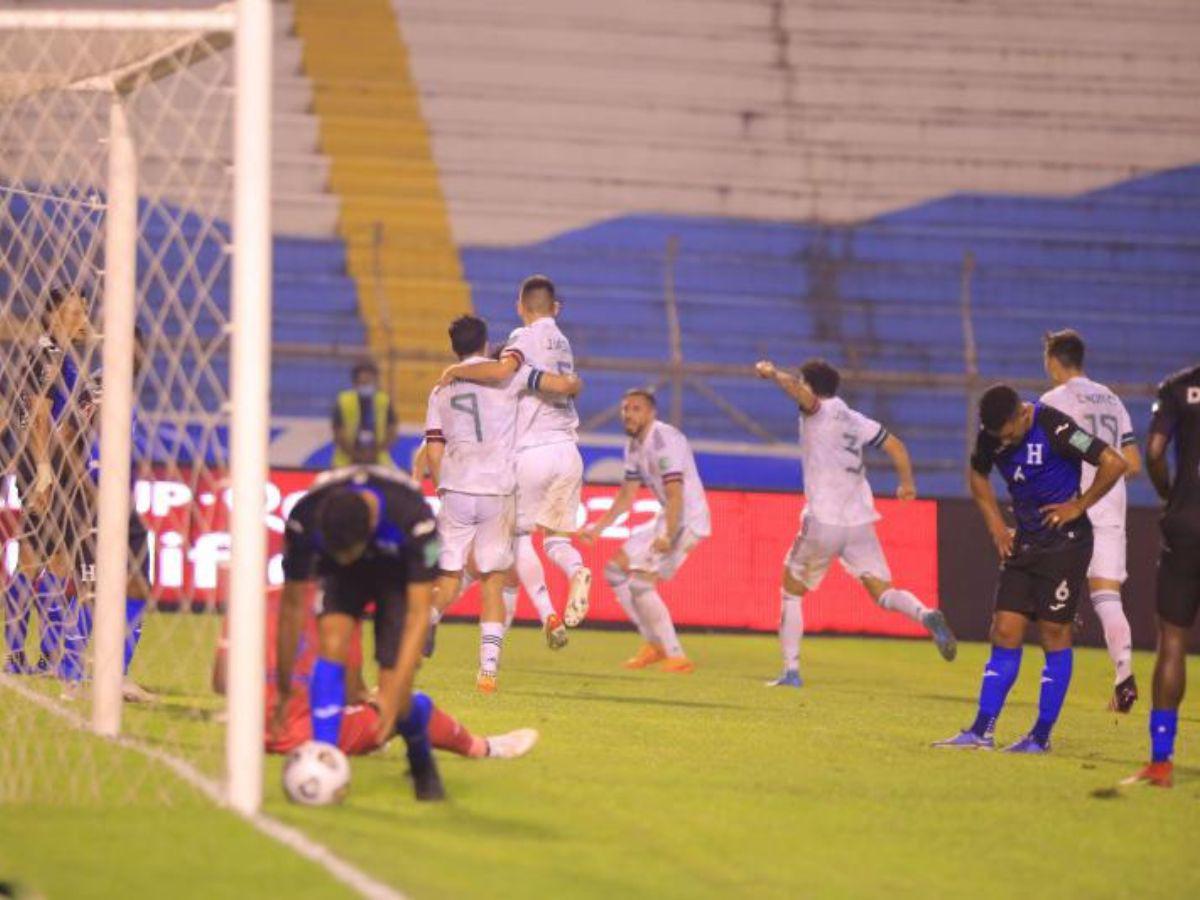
[1040,329,1142,712]
[755,359,957,687]
[425,315,580,692]
[580,389,709,673]
[439,276,591,649]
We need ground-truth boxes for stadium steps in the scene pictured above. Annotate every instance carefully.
[292,0,472,423]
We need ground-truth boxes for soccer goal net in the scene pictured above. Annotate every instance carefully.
[0,4,270,811]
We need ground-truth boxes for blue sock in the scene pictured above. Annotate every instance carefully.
[1030,648,1073,746]
[1150,709,1178,763]
[3,573,32,672]
[59,597,94,683]
[970,645,1022,737]
[36,575,65,672]
[309,657,346,745]
[124,598,147,675]
[395,691,434,769]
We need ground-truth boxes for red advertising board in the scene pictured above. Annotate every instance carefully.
[1,471,939,635]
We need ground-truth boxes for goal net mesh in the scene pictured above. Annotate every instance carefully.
[0,18,241,804]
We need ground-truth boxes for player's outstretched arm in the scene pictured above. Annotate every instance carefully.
[969,468,1013,558]
[1145,432,1171,501]
[439,356,519,387]
[880,434,917,500]
[374,580,433,745]
[754,360,819,414]
[579,478,639,543]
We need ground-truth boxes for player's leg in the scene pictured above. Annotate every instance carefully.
[502,569,519,632]
[3,542,39,674]
[474,494,516,692]
[1125,529,1199,787]
[427,491,476,656]
[121,512,156,702]
[850,525,957,661]
[934,559,1033,748]
[625,525,697,673]
[513,449,559,628]
[603,548,655,647]
[310,576,360,745]
[1003,542,1090,753]
[540,443,591,627]
[57,544,94,695]
[1087,524,1135,710]
[768,520,834,686]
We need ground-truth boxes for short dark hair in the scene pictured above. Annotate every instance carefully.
[351,360,378,382]
[979,384,1021,433]
[519,274,557,314]
[448,315,488,359]
[622,387,657,408]
[1043,329,1085,370]
[800,358,840,398]
[317,489,372,556]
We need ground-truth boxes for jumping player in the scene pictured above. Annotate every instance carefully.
[935,384,1127,753]
[439,275,591,646]
[1123,362,1200,788]
[1040,329,1141,712]
[579,388,708,673]
[275,465,445,801]
[755,358,957,687]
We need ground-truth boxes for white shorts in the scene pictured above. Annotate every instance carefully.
[436,491,515,574]
[784,517,891,592]
[1088,523,1127,584]
[515,441,583,534]
[623,517,704,582]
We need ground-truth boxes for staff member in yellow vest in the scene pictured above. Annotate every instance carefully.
[331,361,397,467]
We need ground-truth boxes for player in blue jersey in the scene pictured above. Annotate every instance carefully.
[3,288,98,685]
[274,465,445,801]
[934,384,1127,752]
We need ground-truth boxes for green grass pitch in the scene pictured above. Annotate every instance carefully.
[2,621,1199,898]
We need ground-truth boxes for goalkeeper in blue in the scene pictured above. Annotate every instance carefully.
[273,465,445,801]
[934,385,1127,753]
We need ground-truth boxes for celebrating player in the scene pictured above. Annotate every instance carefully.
[580,388,709,673]
[1040,329,1141,712]
[1123,363,1200,788]
[439,275,591,647]
[425,314,580,692]
[213,586,539,761]
[935,385,1127,753]
[755,359,957,688]
[274,466,445,801]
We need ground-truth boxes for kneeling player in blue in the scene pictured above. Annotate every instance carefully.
[272,465,444,801]
[934,385,1127,752]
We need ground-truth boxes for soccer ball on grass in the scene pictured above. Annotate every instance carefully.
[282,740,351,806]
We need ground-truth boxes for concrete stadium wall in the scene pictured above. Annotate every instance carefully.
[395,0,1200,246]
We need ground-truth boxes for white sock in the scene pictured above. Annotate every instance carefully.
[515,534,555,623]
[631,583,683,658]
[429,607,442,626]
[606,563,653,642]
[1092,590,1133,684]
[878,588,930,625]
[543,536,583,580]
[780,590,803,672]
[502,587,518,632]
[479,622,504,675]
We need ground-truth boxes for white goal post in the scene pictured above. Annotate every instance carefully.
[0,2,271,814]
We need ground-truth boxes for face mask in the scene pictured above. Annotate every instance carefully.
[356,385,375,397]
